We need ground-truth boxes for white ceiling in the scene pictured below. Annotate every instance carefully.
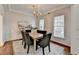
[3,4,72,16]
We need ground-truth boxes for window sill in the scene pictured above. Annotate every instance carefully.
[53,36,64,40]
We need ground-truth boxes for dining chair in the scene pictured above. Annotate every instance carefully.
[21,30,33,54]
[22,30,32,45]
[24,33,33,54]
[25,30,34,45]
[36,30,47,50]
[36,33,52,55]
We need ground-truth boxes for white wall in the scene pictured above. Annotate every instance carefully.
[3,11,35,41]
[0,5,4,46]
[3,12,12,42]
[71,5,79,54]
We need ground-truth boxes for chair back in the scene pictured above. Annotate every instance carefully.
[21,30,32,45]
[37,30,47,37]
[25,34,32,45]
[25,30,31,33]
[39,33,52,47]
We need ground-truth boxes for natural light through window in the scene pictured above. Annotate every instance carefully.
[54,15,64,38]
[39,19,44,30]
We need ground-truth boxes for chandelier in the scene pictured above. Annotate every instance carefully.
[32,4,42,17]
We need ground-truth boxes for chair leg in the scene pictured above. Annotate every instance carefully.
[27,45,30,54]
[24,42,26,49]
[36,45,38,50]
[48,44,51,52]
[42,48,45,55]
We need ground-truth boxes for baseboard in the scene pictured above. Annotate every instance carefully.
[50,40,70,48]
[0,39,22,47]
[5,38,22,42]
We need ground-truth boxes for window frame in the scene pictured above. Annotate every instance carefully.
[53,15,65,39]
[39,19,45,30]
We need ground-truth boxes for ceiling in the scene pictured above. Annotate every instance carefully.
[3,4,72,16]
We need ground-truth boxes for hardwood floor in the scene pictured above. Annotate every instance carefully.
[0,41,13,55]
[0,40,70,55]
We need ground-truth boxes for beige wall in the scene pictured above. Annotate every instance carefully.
[3,11,36,41]
[43,7,71,46]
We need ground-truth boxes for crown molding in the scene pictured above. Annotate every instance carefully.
[43,5,72,16]
[8,5,34,17]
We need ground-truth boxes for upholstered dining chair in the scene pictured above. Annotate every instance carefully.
[22,30,32,45]
[36,33,52,55]
[36,30,47,48]
[25,30,34,45]
[21,30,33,54]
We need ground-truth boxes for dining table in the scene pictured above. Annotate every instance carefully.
[29,30,43,54]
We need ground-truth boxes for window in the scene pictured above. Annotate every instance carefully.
[39,19,44,30]
[54,15,64,38]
